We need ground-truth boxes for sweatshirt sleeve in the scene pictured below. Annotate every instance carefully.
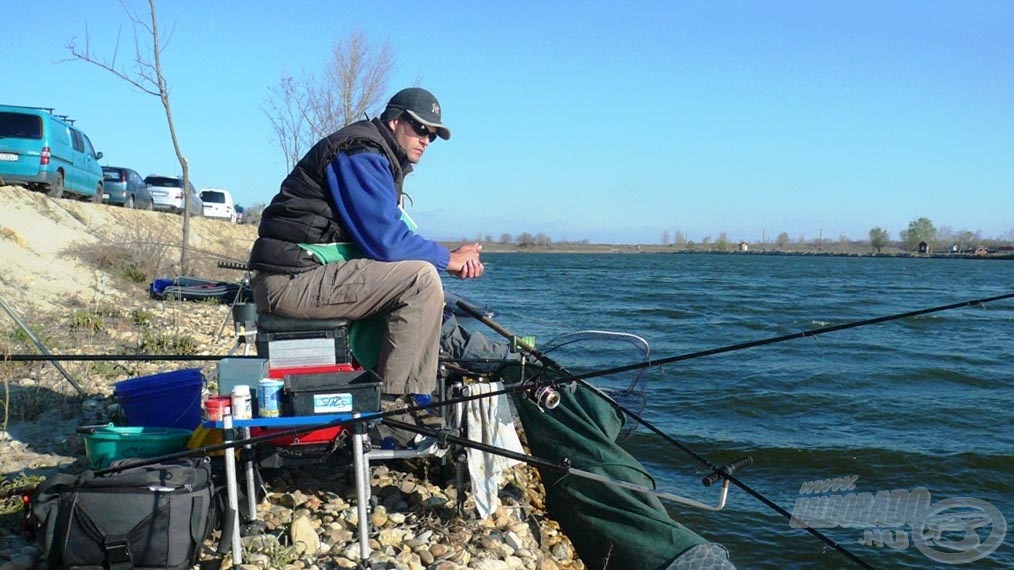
[327,152,451,270]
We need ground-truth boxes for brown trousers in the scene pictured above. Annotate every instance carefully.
[251,259,444,395]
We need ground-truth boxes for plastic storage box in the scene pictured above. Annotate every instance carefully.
[113,368,204,429]
[256,326,351,368]
[216,357,268,396]
[282,370,382,416]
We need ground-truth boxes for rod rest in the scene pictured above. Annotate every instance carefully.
[257,312,349,333]
[701,456,753,487]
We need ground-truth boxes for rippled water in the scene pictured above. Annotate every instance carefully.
[448,253,1014,569]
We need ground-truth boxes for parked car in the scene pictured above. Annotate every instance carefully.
[144,174,203,216]
[199,188,236,223]
[0,105,104,201]
[101,166,153,209]
[234,205,245,224]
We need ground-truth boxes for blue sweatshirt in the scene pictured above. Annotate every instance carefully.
[327,151,451,270]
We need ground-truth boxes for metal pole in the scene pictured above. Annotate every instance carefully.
[0,293,84,395]
[242,426,258,523]
[222,414,243,564]
[352,417,372,562]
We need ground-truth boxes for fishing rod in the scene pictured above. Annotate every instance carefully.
[452,291,1012,568]
[460,291,1014,386]
[384,418,750,512]
[81,292,1013,478]
[462,300,1014,570]
[4,354,237,362]
[0,293,84,395]
[77,380,564,477]
[18,293,1009,566]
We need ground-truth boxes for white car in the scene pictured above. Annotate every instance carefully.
[199,188,236,222]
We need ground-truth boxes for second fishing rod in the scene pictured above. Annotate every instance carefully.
[453,290,1011,569]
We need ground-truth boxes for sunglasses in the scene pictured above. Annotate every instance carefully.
[402,114,438,142]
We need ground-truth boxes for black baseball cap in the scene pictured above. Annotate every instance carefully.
[383,87,451,140]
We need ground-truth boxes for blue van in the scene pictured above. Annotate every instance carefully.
[0,105,105,200]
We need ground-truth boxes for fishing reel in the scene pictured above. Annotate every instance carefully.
[521,379,561,410]
[530,384,561,409]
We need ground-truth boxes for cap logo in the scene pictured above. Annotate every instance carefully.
[432,103,440,115]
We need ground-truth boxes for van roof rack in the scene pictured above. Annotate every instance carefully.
[1,104,57,114]
[1,105,78,124]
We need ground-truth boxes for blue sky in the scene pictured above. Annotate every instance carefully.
[4,1,1012,244]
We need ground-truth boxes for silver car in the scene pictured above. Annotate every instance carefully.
[144,174,203,216]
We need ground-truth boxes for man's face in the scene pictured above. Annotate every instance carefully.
[391,114,436,164]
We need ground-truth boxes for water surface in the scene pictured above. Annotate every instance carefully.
[449,253,1013,569]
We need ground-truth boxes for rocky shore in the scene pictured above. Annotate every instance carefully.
[0,299,584,570]
[0,184,584,569]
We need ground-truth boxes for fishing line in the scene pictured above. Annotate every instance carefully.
[452,294,1014,567]
[451,291,1011,567]
[383,418,738,511]
[3,354,234,362]
[454,318,874,569]
[462,291,1014,386]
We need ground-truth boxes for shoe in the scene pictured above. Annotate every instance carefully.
[376,394,445,449]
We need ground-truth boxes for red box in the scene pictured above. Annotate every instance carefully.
[250,425,345,447]
[267,363,356,379]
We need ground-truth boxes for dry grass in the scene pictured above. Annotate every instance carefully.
[0,297,82,429]
[76,220,177,285]
[0,226,27,247]
[0,188,261,528]
[0,201,256,427]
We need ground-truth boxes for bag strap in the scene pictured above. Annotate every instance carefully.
[32,472,80,503]
[201,502,236,557]
[216,506,236,555]
[70,500,135,570]
[193,476,233,558]
[192,494,225,562]
[102,535,134,570]
[191,495,205,544]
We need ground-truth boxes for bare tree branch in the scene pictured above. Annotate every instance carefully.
[264,27,396,174]
[63,0,193,272]
[265,73,311,172]
[64,23,160,96]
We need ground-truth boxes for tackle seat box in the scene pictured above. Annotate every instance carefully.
[283,369,382,416]
[256,326,352,368]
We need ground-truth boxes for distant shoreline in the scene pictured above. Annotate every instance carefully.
[450,243,1014,260]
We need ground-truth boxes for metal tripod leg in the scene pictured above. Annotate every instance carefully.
[451,380,467,512]
[223,415,243,564]
[352,416,372,562]
[242,426,258,523]
[224,324,254,357]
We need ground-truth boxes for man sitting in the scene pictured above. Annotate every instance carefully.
[249,88,484,443]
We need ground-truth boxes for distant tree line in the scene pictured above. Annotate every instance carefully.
[237,211,1008,255]
[497,217,1009,253]
[655,217,1011,254]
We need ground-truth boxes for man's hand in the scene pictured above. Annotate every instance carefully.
[448,243,484,279]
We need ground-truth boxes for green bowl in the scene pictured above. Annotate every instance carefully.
[82,425,193,469]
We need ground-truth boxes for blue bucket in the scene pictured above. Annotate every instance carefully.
[114,368,204,429]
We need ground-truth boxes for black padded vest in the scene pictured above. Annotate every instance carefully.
[249,118,411,274]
